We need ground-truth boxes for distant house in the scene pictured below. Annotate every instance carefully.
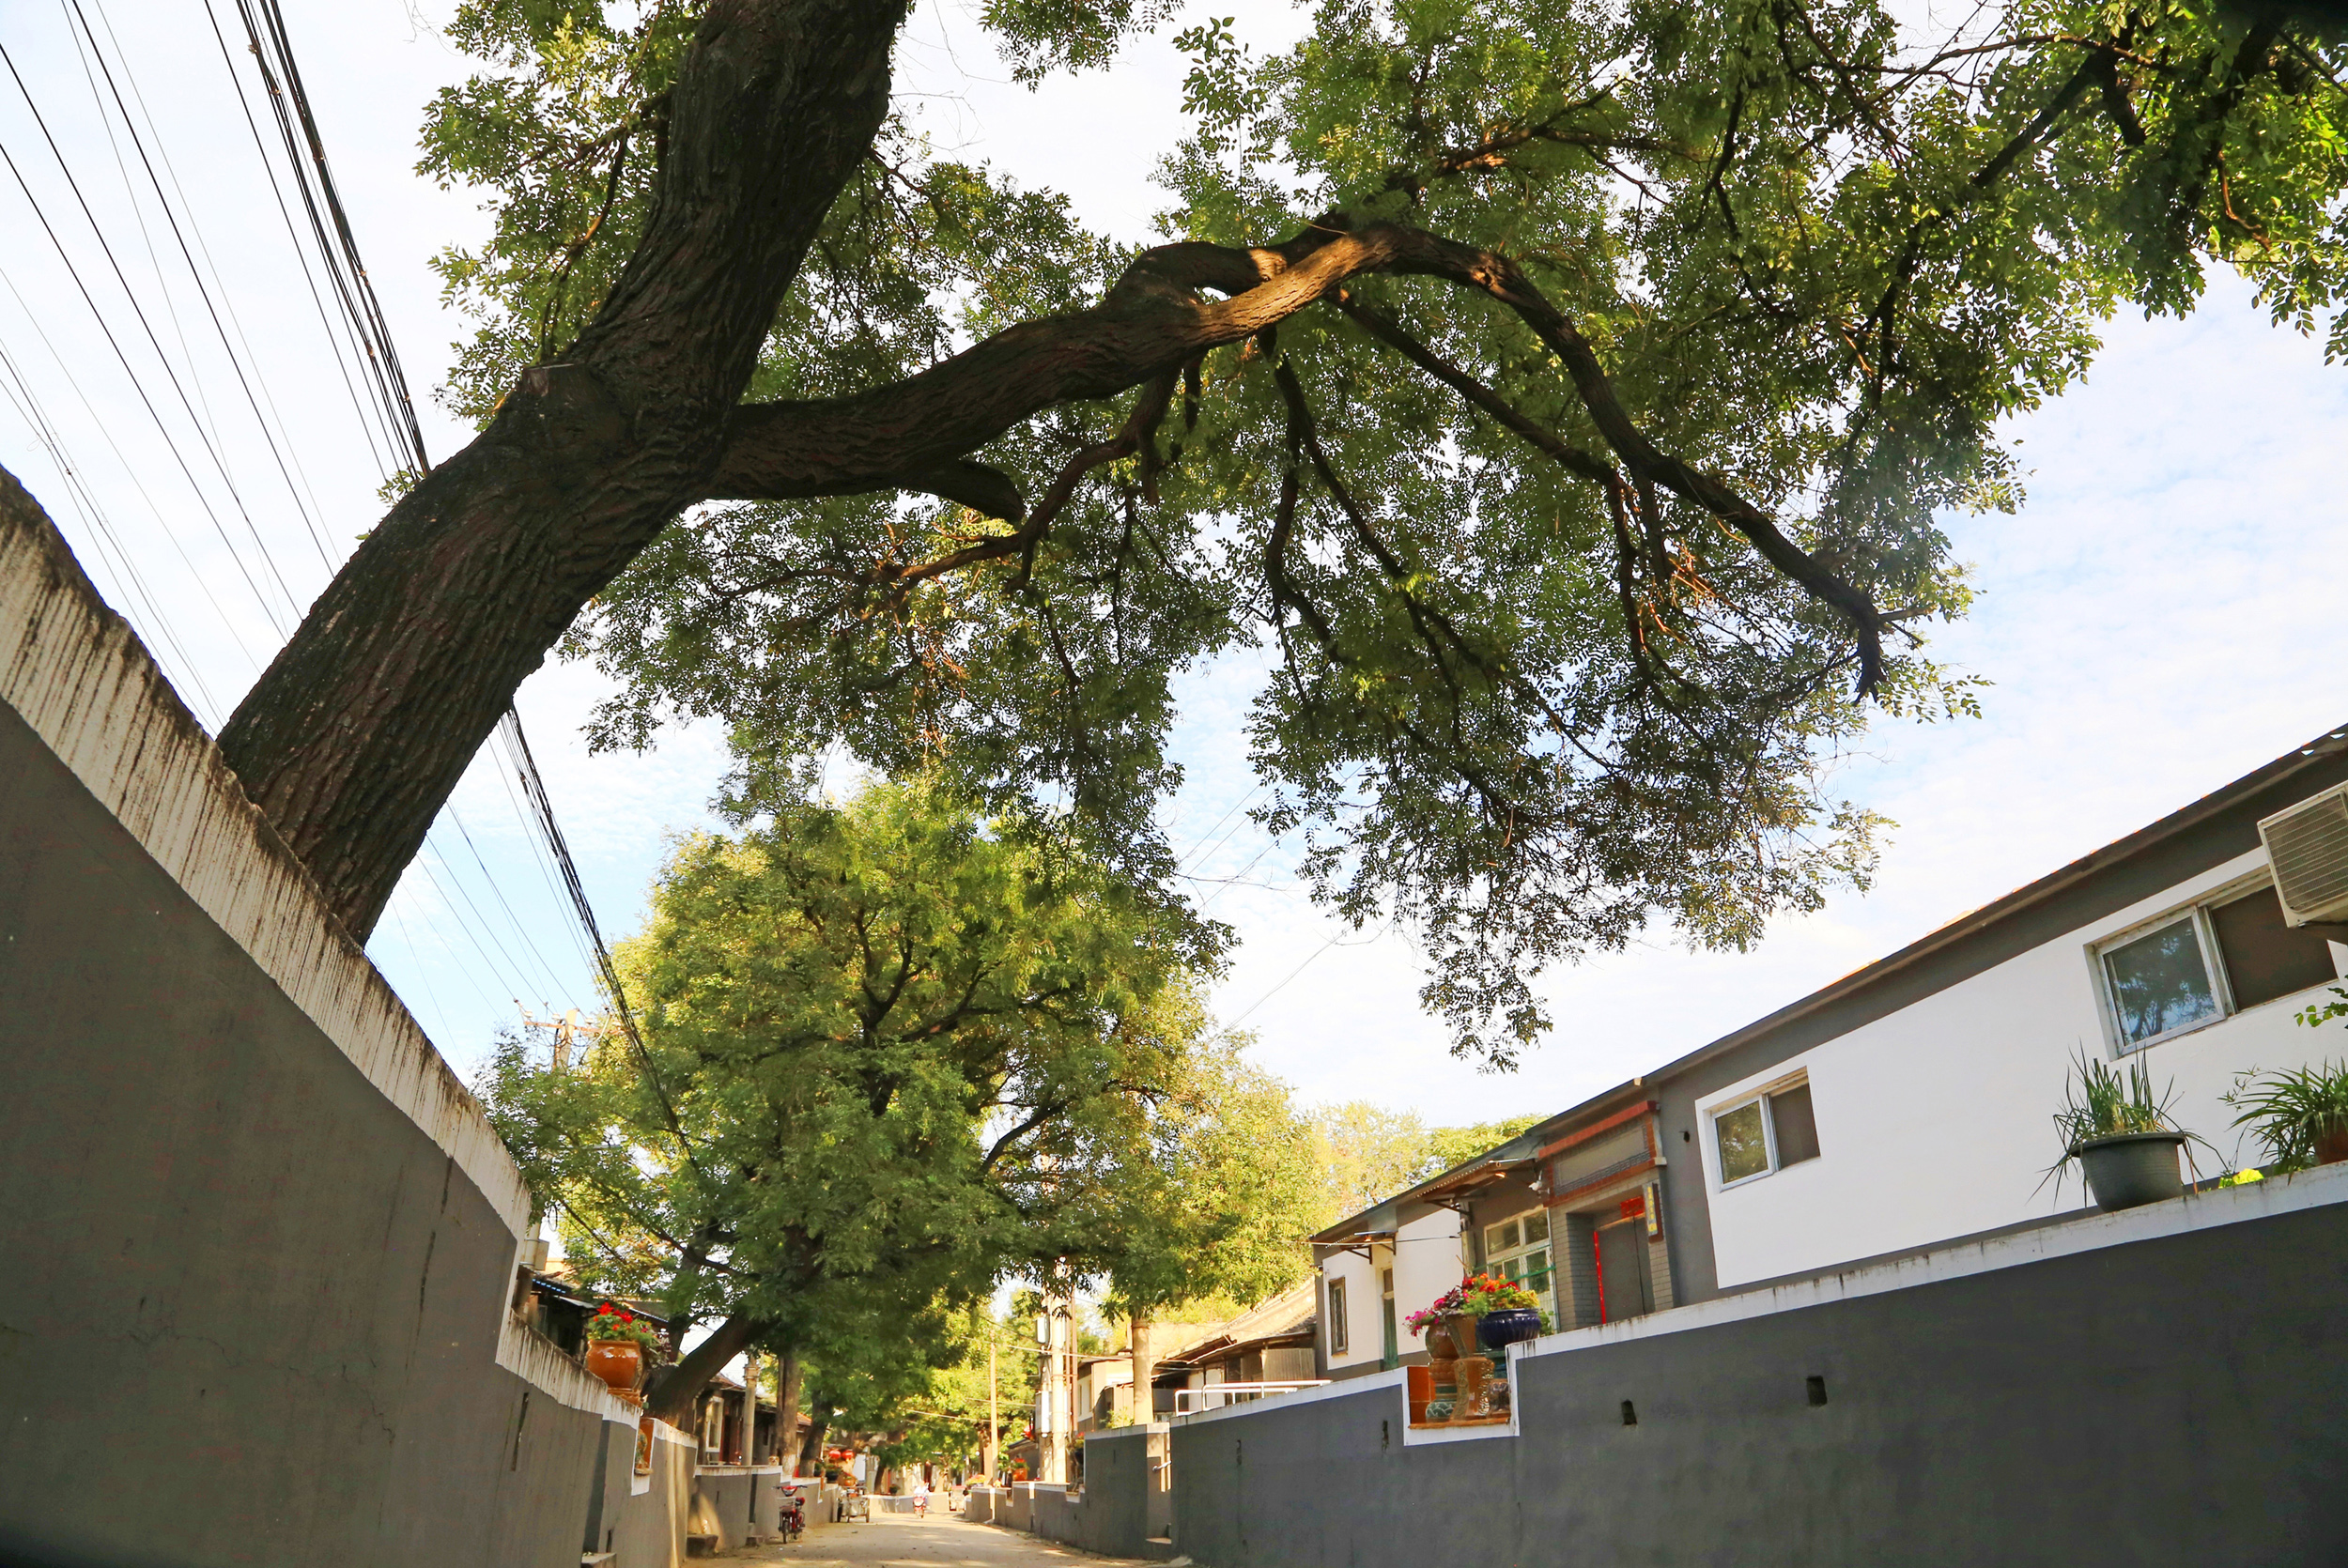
[1153,1280,1319,1413]
[1316,723,2348,1376]
[510,1261,672,1366]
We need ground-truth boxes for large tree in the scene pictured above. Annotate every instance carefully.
[478,776,1197,1422]
[212,0,2346,1061]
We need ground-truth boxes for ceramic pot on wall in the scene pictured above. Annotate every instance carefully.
[2316,1125,2348,1165]
[1443,1312,1483,1363]
[1478,1309,1542,1356]
[1420,1320,1460,1360]
[2075,1131,2186,1211]
[1424,1358,1458,1423]
[585,1340,644,1395]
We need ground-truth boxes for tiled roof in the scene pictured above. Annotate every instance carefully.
[1159,1278,1317,1365]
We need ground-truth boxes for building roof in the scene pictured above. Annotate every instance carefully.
[1157,1279,1318,1367]
[1308,721,2348,1246]
[527,1268,671,1325]
[1308,1127,1548,1247]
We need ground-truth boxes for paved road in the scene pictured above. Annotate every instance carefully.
[731,1510,1155,1566]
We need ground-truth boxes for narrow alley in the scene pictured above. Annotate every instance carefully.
[733,1513,1152,1567]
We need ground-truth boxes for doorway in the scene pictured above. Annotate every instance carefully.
[1594,1218,1653,1323]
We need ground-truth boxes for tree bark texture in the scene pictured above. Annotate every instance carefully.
[646,1309,765,1428]
[1128,1314,1156,1425]
[775,1351,803,1472]
[213,0,1881,936]
[215,0,905,939]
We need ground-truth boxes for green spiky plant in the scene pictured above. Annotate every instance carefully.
[2044,1049,2215,1200]
[2224,1059,2348,1174]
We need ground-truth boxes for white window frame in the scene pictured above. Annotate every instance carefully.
[1479,1208,1556,1315]
[2085,872,2284,1055]
[1707,1069,1811,1192]
[1326,1275,1349,1356]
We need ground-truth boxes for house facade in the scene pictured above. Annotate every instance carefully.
[1153,1280,1319,1412]
[1316,724,2348,1375]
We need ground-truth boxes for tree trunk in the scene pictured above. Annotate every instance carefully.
[1128,1314,1156,1426]
[796,1413,827,1477]
[214,0,904,940]
[775,1351,804,1474]
[646,1310,765,1428]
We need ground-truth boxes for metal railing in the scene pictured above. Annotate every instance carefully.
[1171,1380,1330,1415]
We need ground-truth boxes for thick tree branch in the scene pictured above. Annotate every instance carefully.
[218,0,909,939]
[704,217,1884,690]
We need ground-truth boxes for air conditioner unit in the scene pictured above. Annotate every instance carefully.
[2260,785,2348,926]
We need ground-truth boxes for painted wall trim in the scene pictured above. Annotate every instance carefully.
[496,1312,641,1421]
[0,468,533,1242]
[1172,1367,1403,1427]
[1522,1160,2348,1366]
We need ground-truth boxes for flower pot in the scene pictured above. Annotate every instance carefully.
[2316,1126,2348,1166]
[1423,1357,1458,1423]
[1478,1308,1542,1355]
[1419,1320,1460,1360]
[2075,1131,2186,1211]
[1442,1312,1483,1364]
[584,1339,644,1394]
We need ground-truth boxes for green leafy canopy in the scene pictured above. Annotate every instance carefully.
[425,0,2348,1066]
[477,777,1199,1368]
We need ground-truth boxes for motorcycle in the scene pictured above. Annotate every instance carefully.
[779,1484,806,1544]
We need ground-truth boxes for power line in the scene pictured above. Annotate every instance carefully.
[0,256,264,687]
[195,0,400,487]
[0,44,296,627]
[0,330,224,717]
[64,0,336,570]
[222,0,430,475]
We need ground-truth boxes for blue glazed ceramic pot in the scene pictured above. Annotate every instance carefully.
[1478,1307,1542,1354]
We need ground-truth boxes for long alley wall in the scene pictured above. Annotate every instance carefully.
[0,466,643,1565]
[1169,1171,2348,1568]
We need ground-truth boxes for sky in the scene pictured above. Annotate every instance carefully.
[3,0,2345,1140]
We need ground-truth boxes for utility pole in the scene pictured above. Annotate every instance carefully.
[517,1002,603,1073]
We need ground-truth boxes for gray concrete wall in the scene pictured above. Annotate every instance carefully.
[992,1429,1168,1560]
[612,1422,695,1568]
[1170,1184,2348,1568]
[0,467,649,1565]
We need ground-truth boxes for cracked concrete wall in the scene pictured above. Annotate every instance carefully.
[0,467,626,1564]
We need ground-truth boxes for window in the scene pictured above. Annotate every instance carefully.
[2095,882,2340,1052]
[1481,1210,1555,1314]
[1380,1268,1398,1367]
[1712,1078,1821,1189]
[2100,915,2220,1047]
[1327,1276,1349,1356]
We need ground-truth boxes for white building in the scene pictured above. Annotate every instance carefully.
[1315,723,2348,1377]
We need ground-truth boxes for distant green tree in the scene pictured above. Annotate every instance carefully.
[479,776,1190,1425]
[1313,1103,1547,1219]
[1079,990,1327,1406]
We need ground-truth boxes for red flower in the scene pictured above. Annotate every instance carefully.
[621,1312,634,1323]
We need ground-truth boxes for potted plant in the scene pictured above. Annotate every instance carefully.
[583,1301,662,1397]
[1405,1287,1467,1360]
[1460,1275,1545,1357]
[2047,1050,2211,1211]
[2224,1058,2348,1171]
